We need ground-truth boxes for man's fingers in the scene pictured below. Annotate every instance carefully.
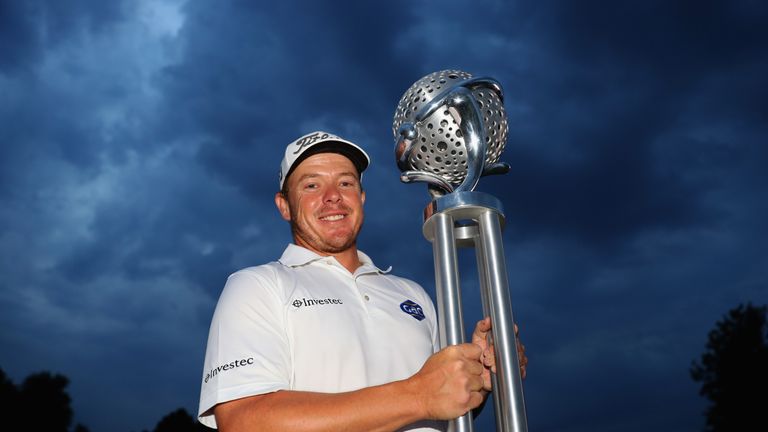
[483,346,496,367]
[456,342,482,360]
[466,358,484,376]
[472,317,492,345]
[468,391,485,410]
[482,352,493,367]
[468,373,485,392]
[517,340,528,378]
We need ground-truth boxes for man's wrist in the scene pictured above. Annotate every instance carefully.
[397,375,430,421]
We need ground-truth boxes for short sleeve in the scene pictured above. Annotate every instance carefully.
[198,267,291,428]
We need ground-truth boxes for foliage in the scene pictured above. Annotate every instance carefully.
[0,367,212,431]
[0,368,88,431]
[690,303,768,432]
[0,369,21,430]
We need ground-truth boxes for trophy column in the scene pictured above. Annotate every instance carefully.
[394,70,528,431]
[423,193,527,432]
[429,210,473,432]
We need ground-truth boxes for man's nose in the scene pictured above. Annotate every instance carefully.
[323,184,341,202]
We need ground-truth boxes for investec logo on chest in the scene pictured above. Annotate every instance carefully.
[292,297,343,308]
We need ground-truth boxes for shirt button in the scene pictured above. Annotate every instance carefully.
[364,294,370,301]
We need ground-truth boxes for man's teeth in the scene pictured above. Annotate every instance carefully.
[321,215,345,221]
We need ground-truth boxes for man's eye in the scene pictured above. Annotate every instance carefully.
[304,183,318,190]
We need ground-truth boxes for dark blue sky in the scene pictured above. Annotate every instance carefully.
[1,1,766,431]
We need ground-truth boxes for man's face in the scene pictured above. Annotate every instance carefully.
[275,152,365,255]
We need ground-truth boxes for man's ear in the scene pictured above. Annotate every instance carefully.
[275,192,291,221]
[361,190,366,205]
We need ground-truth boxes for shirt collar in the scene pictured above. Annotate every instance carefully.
[278,243,391,274]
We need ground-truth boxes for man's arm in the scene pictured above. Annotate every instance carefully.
[214,343,485,432]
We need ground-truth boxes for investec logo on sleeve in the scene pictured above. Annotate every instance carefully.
[204,357,254,383]
[291,297,344,308]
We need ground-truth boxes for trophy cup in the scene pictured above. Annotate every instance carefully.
[393,70,528,432]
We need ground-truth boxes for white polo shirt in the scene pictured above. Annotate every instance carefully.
[198,244,445,431]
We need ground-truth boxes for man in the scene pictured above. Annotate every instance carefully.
[198,131,526,431]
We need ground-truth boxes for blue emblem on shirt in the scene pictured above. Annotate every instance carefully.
[400,300,426,321]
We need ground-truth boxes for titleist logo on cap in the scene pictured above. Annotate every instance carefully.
[292,132,335,154]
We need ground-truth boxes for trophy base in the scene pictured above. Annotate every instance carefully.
[422,191,505,245]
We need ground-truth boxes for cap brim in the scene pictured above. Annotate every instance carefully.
[284,141,369,184]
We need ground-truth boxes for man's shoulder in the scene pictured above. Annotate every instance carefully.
[379,271,419,285]
[222,261,287,291]
[217,261,293,305]
[378,272,429,295]
[231,261,283,278]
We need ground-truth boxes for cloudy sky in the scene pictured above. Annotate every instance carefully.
[1,0,766,431]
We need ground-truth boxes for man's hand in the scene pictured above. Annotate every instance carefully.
[407,343,487,420]
[471,317,528,389]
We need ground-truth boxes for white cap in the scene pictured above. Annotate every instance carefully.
[279,131,370,189]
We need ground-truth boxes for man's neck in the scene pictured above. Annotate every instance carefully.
[330,248,362,274]
[294,242,362,273]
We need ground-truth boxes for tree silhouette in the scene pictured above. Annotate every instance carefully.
[690,303,768,432]
[0,368,22,430]
[1,368,212,431]
[19,371,73,431]
[0,368,89,432]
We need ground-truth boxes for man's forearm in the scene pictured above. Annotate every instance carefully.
[214,379,425,432]
[214,342,487,431]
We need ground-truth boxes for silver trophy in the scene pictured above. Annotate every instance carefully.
[393,70,527,432]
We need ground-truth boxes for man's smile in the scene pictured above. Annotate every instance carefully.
[319,214,346,221]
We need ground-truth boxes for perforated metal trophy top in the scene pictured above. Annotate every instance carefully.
[393,70,510,196]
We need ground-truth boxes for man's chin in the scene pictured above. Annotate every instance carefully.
[291,223,360,254]
[320,238,357,254]
[296,237,355,255]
